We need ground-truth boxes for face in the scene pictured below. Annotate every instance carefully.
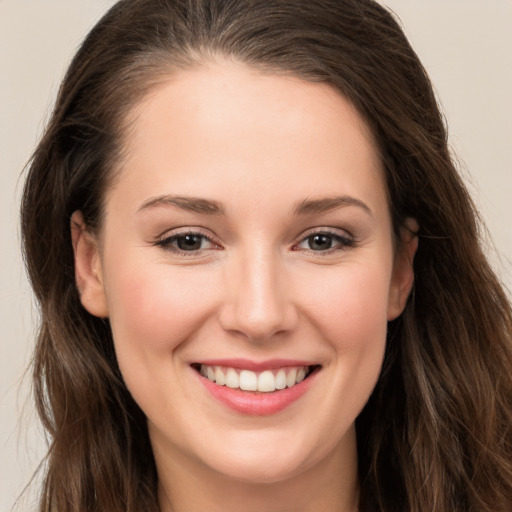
[74,60,416,486]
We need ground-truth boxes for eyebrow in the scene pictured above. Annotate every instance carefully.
[293,195,373,218]
[138,194,372,218]
[138,195,225,215]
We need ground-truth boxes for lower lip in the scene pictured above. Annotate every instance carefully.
[197,369,316,416]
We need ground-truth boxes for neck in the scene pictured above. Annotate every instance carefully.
[154,428,360,512]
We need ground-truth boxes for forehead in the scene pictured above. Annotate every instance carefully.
[107,59,388,222]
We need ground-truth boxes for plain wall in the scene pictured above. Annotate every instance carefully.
[1,1,511,509]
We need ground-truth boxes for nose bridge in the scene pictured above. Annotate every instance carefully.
[220,244,296,342]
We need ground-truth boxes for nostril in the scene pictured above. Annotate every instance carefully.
[219,309,299,343]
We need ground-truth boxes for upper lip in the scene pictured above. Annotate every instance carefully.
[192,358,318,372]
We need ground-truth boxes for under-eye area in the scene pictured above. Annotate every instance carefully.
[191,364,322,393]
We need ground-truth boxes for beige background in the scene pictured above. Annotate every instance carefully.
[1,1,511,509]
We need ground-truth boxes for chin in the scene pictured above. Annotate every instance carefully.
[194,429,329,485]
[209,454,310,485]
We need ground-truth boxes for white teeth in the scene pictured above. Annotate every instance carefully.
[275,369,287,390]
[258,370,276,392]
[214,366,225,385]
[286,368,297,388]
[225,368,239,389]
[240,370,258,391]
[199,364,313,392]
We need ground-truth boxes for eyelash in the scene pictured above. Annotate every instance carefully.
[292,228,356,255]
[154,228,356,256]
[154,229,220,256]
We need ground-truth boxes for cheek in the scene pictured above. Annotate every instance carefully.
[103,261,222,415]
[306,262,392,424]
[105,262,218,355]
[299,261,392,350]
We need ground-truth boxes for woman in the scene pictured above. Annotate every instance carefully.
[20,0,512,511]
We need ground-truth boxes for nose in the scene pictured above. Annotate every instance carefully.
[218,249,298,343]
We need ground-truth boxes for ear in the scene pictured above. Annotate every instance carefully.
[387,218,419,321]
[71,211,109,318]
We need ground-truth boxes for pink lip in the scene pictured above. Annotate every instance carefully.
[194,363,319,416]
[194,358,317,372]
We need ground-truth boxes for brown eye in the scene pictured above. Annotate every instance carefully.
[307,234,334,251]
[175,234,204,251]
[296,230,355,253]
[156,232,217,253]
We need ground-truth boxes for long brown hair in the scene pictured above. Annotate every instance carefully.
[21,1,512,510]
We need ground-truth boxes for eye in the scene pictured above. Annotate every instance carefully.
[173,234,210,251]
[295,230,355,253]
[155,231,219,254]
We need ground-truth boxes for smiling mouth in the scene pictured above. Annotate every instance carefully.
[192,364,320,393]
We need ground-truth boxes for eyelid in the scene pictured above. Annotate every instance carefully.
[153,227,222,255]
[152,225,356,256]
[154,224,215,240]
[292,227,357,253]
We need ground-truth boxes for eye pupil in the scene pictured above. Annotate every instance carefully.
[177,235,202,250]
[308,234,332,251]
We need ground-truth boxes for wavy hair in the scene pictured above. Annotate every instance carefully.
[21,1,512,510]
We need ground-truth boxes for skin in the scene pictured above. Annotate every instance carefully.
[72,59,417,512]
